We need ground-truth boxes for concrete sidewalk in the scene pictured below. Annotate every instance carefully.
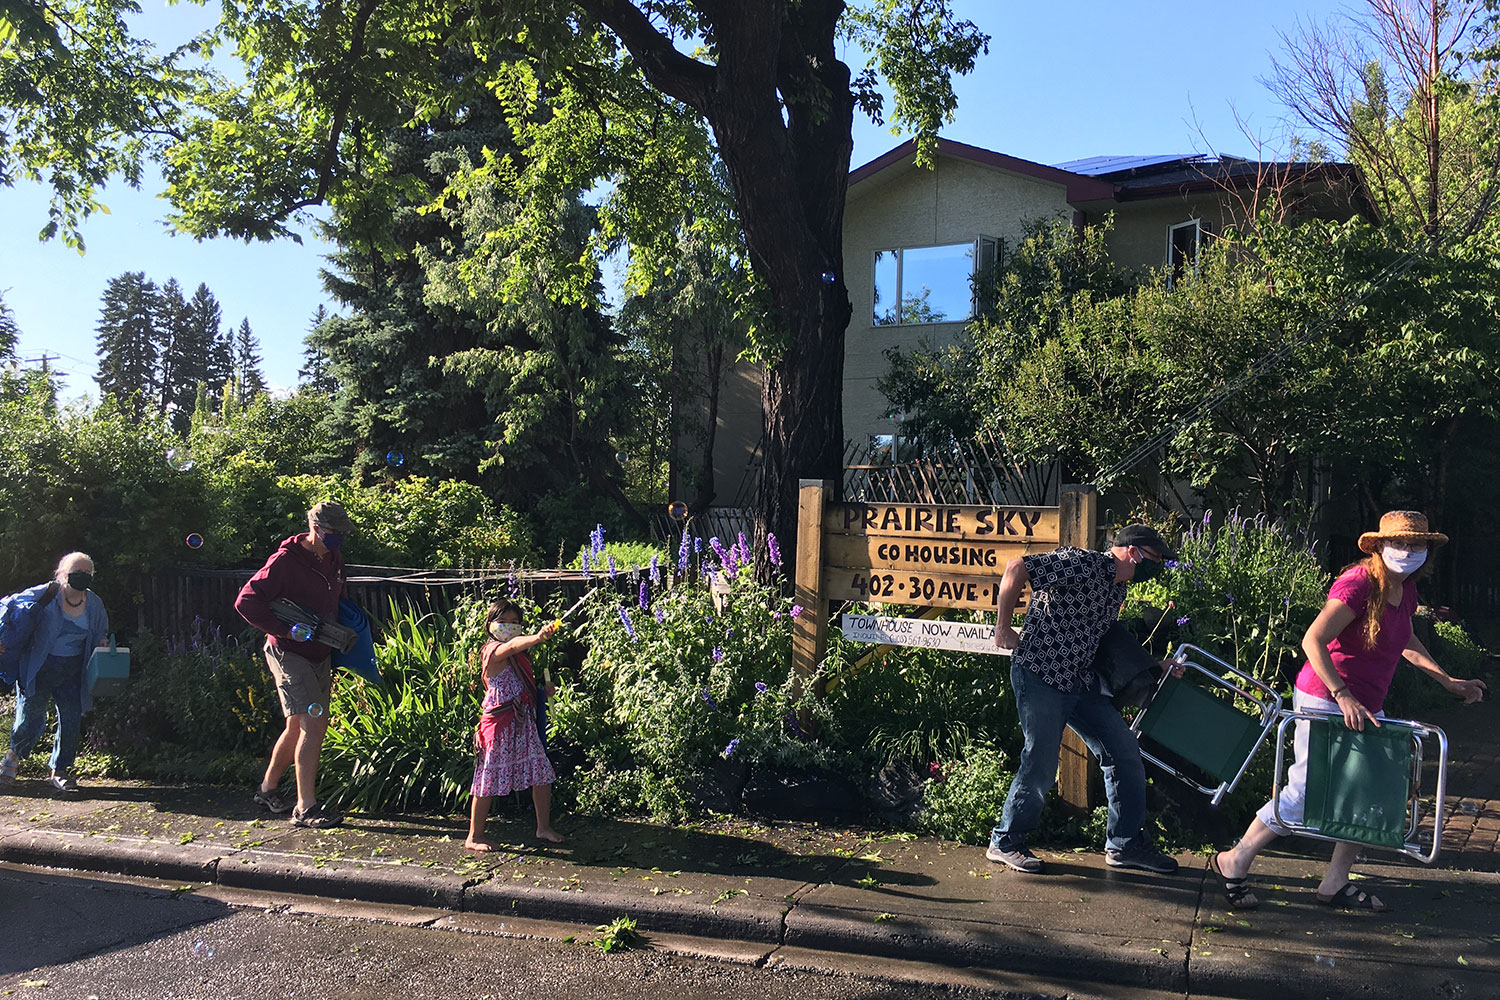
[2,697,1497,999]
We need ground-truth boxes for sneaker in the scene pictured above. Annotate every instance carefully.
[290,803,344,829]
[1105,844,1179,874]
[253,785,293,814]
[985,844,1045,873]
[46,774,79,793]
[0,752,17,784]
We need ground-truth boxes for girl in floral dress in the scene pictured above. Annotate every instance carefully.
[465,601,563,851]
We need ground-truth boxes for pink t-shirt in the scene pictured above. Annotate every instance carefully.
[1294,565,1417,714]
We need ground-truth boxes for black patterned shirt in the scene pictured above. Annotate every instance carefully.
[1014,547,1126,693]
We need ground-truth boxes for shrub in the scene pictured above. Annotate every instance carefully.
[551,531,833,820]
[917,743,1012,844]
[84,622,281,781]
[1124,509,1330,688]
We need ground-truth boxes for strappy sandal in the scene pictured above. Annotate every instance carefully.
[1210,853,1260,910]
[1317,882,1391,913]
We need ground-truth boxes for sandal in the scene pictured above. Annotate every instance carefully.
[1317,882,1391,913]
[1209,852,1260,910]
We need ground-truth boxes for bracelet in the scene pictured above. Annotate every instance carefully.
[1330,686,1349,699]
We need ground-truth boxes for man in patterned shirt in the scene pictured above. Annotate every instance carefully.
[986,524,1179,875]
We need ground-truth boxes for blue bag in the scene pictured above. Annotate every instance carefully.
[0,583,59,688]
[331,598,381,685]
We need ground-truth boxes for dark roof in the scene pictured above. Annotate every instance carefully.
[848,138,1115,202]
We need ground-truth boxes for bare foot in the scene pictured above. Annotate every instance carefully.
[464,836,500,853]
[536,827,565,844]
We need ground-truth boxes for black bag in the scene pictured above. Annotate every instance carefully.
[1092,620,1161,710]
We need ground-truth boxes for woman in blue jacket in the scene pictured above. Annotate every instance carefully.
[0,552,110,792]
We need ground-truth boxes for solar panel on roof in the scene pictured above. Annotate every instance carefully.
[1052,154,1202,176]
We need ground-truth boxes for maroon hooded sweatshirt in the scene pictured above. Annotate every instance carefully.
[235,534,347,661]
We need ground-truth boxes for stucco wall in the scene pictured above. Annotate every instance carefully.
[842,154,1073,442]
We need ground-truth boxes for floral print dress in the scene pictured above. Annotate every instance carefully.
[471,657,555,797]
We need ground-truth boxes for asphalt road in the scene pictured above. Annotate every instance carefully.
[0,865,1016,1000]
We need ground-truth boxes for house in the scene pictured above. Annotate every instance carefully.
[705,139,1370,507]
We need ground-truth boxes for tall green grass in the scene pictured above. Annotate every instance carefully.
[322,598,487,813]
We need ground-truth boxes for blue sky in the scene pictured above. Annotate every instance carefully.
[1,0,1336,395]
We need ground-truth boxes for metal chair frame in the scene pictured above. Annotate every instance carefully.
[1129,643,1283,806]
[1271,710,1448,864]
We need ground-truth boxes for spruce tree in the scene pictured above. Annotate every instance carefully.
[298,305,336,393]
[233,317,268,401]
[94,272,159,419]
[154,278,196,427]
[184,283,228,403]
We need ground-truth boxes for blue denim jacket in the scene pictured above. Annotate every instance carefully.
[0,583,110,712]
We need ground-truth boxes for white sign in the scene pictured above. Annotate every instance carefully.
[840,613,1010,656]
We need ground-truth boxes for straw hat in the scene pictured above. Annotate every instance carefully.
[1357,510,1448,554]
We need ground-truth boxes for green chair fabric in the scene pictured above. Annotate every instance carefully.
[1136,674,1267,785]
[1301,719,1414,850]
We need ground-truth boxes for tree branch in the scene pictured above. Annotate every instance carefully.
[574,0,716,113]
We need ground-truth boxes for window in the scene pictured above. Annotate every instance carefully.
[872,237,997,326]
[1166,219,1201,285]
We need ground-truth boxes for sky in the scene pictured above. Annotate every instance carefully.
[0,0,1340,396]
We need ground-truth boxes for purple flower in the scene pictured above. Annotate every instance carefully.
[786,712,803,737]
[617,605,637,639]
[772,610,782,619]
[608,555,618,578]
[1225,593,1235,604]
[722,738,740,758]
[591,523,606,555]
[639,581,650,610]
[736,532,750,565]
[767,532,783,566]
[710,536,729,567]
[790,604,804,619]
[649,555,660,584]
[694,537,703,554]
[655,609,666,623]
[677,530,691,571]
[1177,616,1190,626]
[704,614,713,624]
[701,687,718,709]
[581,550,592,579]
[724,628,734,638]
[712,646,724,662]
[507,570,519,599]
[1164,559,1180,569]
[754,681,769,694]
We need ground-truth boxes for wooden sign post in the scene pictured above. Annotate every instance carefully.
[792,483,1101,811]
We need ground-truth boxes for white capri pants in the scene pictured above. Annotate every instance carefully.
[1256,687,1386,836]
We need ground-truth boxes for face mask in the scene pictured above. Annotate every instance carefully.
[320,531,346,552]
[1130,550,1164,583]
[488,620,523,642]
[66,571,94,591]
[1381,546,1427,576]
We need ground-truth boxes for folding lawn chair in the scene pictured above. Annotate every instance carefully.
[1129,643,1283,807]
[1271,710,1448,863]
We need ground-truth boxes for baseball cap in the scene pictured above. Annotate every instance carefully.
[1113,524,1176,560]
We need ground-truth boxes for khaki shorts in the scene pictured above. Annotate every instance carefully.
[264,640,333,719]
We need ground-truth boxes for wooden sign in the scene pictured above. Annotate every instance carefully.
[791,482,1100,811]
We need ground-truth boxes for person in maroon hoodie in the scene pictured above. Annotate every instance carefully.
[235,500,353,829]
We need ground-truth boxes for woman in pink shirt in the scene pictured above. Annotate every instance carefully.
[1211,511,1485,912]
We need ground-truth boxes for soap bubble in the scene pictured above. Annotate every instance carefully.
[666,501,688,521]
[165,447,194,472]
[615,452,628,464]
[306,702,325,718]
[386,450,405,467]
[191,939,215,959]
[1314,955,1335,968]
[185,533,205,549]
[288,622,316,642]
[820,271,836,284]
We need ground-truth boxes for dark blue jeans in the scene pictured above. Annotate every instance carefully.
[991,660,1148,853]
[10,653,85,773]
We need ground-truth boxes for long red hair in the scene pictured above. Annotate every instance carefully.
[1342,551,1425,650]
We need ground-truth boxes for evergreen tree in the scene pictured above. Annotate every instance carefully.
[298,305,337,393]
[183,283,229,403]
[154,278,196,427]
[232,317,268,401]
[94,271,159,419]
